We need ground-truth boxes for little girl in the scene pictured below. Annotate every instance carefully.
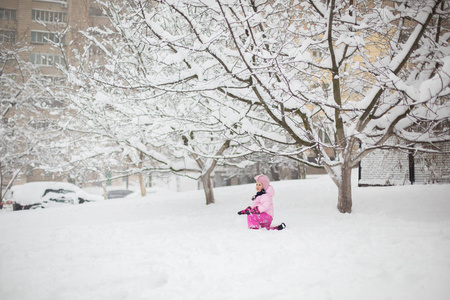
[237,174,286,230]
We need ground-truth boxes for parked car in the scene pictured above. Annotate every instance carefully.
[1,182,103,211]
[107,189,135,199]
[0,200,21,211]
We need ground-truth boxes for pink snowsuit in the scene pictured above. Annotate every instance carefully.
[248,175,274,229]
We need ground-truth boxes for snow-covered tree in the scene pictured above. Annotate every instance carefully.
[60,0,260,205]
[0,43,67,200]
[84,0,449,213]
[62,70,253,204]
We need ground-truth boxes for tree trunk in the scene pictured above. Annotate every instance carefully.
[0,161,3,201]
[102,180,108,200]
[298,163,306,179]
[139,173,146,197]
[201,174,215,205]
[337,165,352,213]
[138,151,146,197]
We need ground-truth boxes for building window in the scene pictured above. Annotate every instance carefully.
[0,30,16,44]
[30,52,65,66]
[32,0,68,7]
[35,96,65,108]
[0,8,16,20]
[42,75,66,86]
[33,0,68,3]
[30,119,52,130]
[31,31,65,45]
[32,9,67,24]
[89,5,104,17]
[312,50,323,58]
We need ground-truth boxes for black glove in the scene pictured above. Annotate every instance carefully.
[238,206,252,215]
[251,206,261,214]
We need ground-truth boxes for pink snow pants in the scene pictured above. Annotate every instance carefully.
[247,212,273,229]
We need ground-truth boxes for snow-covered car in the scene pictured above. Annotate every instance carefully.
[107,189,135,199]
[0,199,19,211]
[2,182,103,211]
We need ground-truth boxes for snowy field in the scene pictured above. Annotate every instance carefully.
[1,173,449,300]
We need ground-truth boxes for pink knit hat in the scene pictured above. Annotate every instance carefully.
[254,174,270,190]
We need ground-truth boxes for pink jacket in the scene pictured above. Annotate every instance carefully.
[251,185,274,218]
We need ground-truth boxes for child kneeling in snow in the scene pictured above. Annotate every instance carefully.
[237,174,286,230]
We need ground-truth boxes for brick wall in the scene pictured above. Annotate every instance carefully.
[359,148,410,186]
[414,142,450,184]
[359,142,450,186]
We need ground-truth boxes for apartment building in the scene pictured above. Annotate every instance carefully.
[1,0,109,185]
[1,0,108,75]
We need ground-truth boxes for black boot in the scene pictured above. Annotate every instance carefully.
[277,223,286,230]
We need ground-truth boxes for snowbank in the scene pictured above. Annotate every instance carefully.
[0,174,449,300]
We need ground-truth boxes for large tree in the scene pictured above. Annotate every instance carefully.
[61,79,253,204]
[61,0,261,205]
[81,0,449,212]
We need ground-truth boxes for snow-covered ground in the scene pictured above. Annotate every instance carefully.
[1,173,449,300]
